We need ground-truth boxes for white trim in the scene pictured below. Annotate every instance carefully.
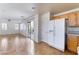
[54,8,79,16]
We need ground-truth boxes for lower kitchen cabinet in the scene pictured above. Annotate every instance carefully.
[67,34,77,53]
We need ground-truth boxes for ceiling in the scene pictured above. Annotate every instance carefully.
[0,3,36,20]
[37,3,79,14]
[0,3,79,20]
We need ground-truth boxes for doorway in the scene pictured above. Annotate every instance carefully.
[27,20,34,40]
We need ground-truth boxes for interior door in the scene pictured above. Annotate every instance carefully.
[48,20,55,46]
[54,18,65,52]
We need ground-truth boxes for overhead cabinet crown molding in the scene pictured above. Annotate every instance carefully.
[54,8,79,16]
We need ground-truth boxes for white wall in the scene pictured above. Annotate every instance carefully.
[20,19,28,37]
[34,15,39,42]
[0,19,20,35]
[38,12,50,42]
[0,19,28,36]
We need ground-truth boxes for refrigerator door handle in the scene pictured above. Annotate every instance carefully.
[49,30,54,32]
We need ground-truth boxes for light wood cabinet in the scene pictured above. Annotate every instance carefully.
[52,14,68,20]
[67,35,77,53]
[77,36,79,46]
[52,13,78,26]
[51,12,79,26]
[53,16,62,19]
[67,13,77,26]
[76,13,79,26]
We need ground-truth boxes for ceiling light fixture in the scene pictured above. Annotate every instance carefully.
[32,7,35,9]
[8,19,11,22]
[21,16,26,20]
[32,6,36,11]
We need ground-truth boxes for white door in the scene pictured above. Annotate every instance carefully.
[48,20,55,46]
[54,18,65,52]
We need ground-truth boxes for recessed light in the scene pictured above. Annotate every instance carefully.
[32,7,36,9]
[21,16,23,17]
[8,19,11,21]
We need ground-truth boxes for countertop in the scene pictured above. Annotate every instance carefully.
[68,31,79,36]
[68,34,79,36]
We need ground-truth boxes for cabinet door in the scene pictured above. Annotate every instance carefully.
[53,16,62,19]
[76,13,79,26]
[67,35,77,53]
[53,14,68,20]
[68,13,77,26]
[77,36,79,46]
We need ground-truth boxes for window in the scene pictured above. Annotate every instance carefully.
[20,23,26,30]
[1,23,7,30]
[15,24,19,30]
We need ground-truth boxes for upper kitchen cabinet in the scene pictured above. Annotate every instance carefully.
[50,16,61,20]
[76,12,79,26]
[52,14,68,20]
[67,13,77,26]
[52,12,78,26]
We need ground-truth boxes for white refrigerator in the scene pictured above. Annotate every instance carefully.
[48,18,65,52]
